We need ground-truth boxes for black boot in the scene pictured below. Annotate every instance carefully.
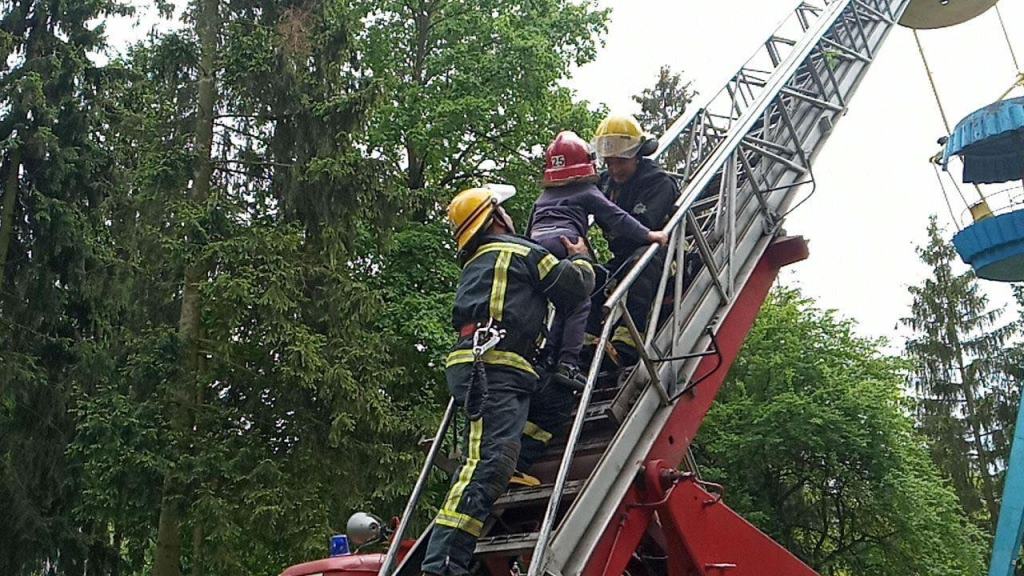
[551,362,586,392]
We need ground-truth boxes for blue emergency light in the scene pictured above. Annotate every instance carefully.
[329,534,351,557]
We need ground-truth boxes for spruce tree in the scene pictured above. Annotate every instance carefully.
[632,65,696,173]
[902,216,1021,529]
[0,1,132,573]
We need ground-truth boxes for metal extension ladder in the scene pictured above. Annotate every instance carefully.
[382,1,910,574]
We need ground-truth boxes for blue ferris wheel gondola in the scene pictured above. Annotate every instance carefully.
[943,96,1024,282]
[952,210,1024,281]
[943,96,1024,184]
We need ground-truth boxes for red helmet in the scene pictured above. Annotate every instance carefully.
[542,131,598,187]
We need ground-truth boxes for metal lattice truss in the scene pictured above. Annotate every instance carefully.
[533,1,911,573]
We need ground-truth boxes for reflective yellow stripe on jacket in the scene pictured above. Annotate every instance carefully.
[465,242,530,267]
[446,349,538,378]
[490,251,513,321]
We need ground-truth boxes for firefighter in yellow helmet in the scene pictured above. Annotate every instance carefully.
[586,114,680,368]
[592,113,660,182]
[422,184,596,575]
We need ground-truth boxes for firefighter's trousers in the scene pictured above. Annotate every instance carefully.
[422,363,575,575]
[585,248,666,359]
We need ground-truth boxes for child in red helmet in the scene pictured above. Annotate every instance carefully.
[528,131,668,389]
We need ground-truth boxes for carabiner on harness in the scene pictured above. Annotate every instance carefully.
[472,319,506,359]
[465,319,506,421]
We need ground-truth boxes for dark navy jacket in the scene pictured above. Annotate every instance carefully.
[528,181,651,245]
[447,234,596,379]
[600,159,679,258]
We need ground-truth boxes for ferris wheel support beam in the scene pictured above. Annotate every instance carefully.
[988,390,1024,576]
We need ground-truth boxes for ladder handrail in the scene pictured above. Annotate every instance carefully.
[526,298,619,576]
[379,397,456,576]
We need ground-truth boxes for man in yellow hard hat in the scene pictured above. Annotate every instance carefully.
[586,114,680,368]
[421,184,596,576]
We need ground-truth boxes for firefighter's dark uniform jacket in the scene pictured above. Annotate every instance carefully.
[587,158,680,350]
[602,158,678,257]
[447,233,595,380]
[422,233,595,575]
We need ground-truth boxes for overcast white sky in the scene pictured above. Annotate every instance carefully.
[105,0,1023,347]
[567,0,1023,347]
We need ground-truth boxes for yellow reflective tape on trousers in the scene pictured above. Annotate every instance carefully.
[523,420,553,443]
[442,418,483,518]
[490,251,512,321]
[538,254,558,280]
[445,349,538,378]
[465,242,530,267]
[612,325,636,348]
[435,510,484,537]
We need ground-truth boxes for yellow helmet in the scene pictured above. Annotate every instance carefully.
[592,114,657,158]
[447,184,517,250]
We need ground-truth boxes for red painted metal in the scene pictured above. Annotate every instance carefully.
[583,236,812,576]
[655,467,818,576]
[278,540,415,576]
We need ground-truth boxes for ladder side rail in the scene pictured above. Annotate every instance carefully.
[653,0,839,170]
[525,294,622,576]
[601,0,851,334]
[663,0,889,391]
[666,0,903,399]
[552,148,808,575]
[380,398,457,576]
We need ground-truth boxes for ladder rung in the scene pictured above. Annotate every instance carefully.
[475,532,539,556]
[571,398,615,422]
[493,480,585,511]
[542,432,613,456]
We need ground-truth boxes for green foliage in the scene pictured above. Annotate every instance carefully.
[700,288,987,576]
[71,2,427,572]
[0,0,611,574]
[0,0,133,573]
[902,216,1021,528]
[353,0,607,197]
[632,65,696,172]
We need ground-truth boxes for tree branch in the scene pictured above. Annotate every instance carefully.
[214,159,294,168]
[821,529,899,566]
[215,121,271,144]
[213,113,290,121]
[214,164,267,177]
[438,170,488,188]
